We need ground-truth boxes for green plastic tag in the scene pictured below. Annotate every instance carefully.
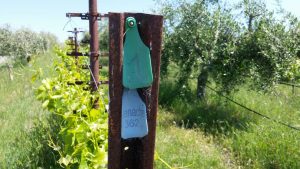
[123,17,153,89]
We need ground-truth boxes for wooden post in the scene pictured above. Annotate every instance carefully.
[108,13,163,169]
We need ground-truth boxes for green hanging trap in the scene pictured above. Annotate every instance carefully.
[123,17,153,89]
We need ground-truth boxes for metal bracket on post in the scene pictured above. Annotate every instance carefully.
[67,80,108,86]
[66,12,108,20]
[66,52,90,57]
[81,65,103,70]
[67,29,85,33]
[66,52,108,57]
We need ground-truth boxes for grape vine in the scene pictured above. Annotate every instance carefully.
[36,47,108,168]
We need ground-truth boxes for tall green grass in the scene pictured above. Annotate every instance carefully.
[0,53,61,168]
[155,109,238,169]
[159,79,300,169]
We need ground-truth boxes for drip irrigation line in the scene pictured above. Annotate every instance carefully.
[205,85,300,131]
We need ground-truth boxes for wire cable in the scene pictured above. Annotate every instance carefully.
[87,65,105,104]
[205,85,300,131]
[279,81,300,88]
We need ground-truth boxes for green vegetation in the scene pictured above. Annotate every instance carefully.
[0,25,57,63]
[0,52,61,168]
[1,50,300,168]
[159,0,300,97]
[156,0,300,167]
[36,48,109,168]
[155,110,237,169]
[0,50,232,168]
[1,0,300,168]
[159,79,300,168]
[80,19,109,52]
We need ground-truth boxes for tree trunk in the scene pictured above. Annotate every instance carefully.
[248,15,253,32]
[197,66,208,99]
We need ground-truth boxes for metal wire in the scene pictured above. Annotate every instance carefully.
[143,87,152,114]
[63,17,72,31]
[206,85,300,131]
[63,16,79,31]
[279,81,300,88]
[123,29,129,39]
[87,65,105,104]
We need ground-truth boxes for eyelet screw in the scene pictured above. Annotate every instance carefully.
[129,21,134,27]
[126,17,136,28]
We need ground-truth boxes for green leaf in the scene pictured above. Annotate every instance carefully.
[58,155,72,166]
[42,79,51,90]
[79,150,89,169]
[91,147,107,168]
[42,100,49,108]
[31,73,38,83]
[38,85,46,92]
[51,95,63,99]
[90,109,100,120]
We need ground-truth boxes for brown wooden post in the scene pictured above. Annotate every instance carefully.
[108,12,163,169]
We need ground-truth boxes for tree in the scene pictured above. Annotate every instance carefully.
[0,25,13,56]
[0,25,58,63]
[158,0,300,98]
[214,1,300,91]
[160,0,239,98]
[236,0,266,32]
[99,20,109,52]
[80,20,109,52]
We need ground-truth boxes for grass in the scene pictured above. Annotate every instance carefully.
[224,85,300,168]
[155,109,238,169]
[226,121,300,169]
[0,52,61,168]
[159,78,300,169]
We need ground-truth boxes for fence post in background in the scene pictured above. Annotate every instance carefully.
[279,81,300,95]
[67,28,81,65]
[292,80,295,95]
[74,28,79,64]
[108,13,163,169]
[89,0,100,108]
